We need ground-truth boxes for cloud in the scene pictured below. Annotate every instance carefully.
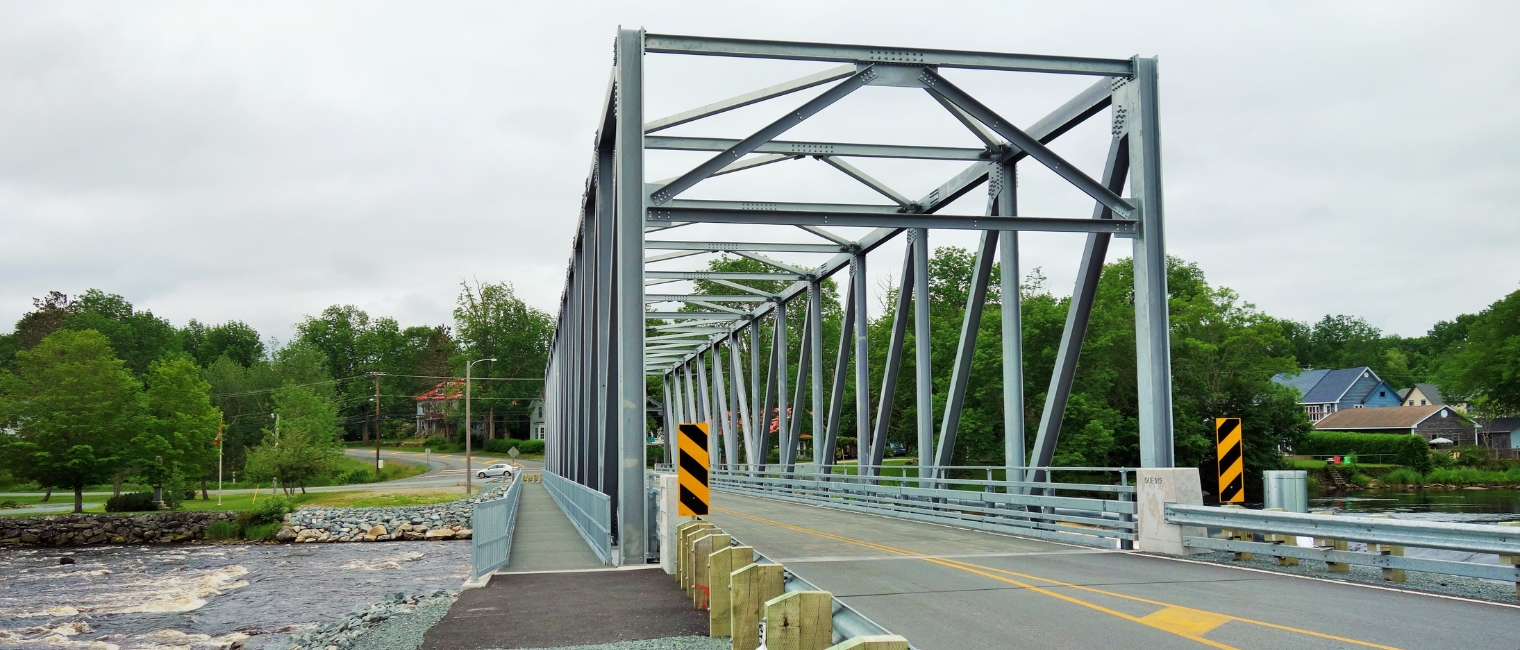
[0,1,1515,340]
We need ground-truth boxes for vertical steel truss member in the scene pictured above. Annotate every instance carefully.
[546,31,1174,562]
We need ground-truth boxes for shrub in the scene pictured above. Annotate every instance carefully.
[205,520,240,541]
[1295,432,1430,472]
[105,492,157,512]
[243,522,281,540]
[341,468,374,485]
[240,495,294,527]
[483,439,545,455]
[1348,472,1372,487]
[1450,445,1491,467]
[1382,468,1424,487]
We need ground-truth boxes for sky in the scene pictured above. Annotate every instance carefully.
[1,1,1516,343]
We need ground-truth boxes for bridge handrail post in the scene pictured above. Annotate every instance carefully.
[731,562,786,650]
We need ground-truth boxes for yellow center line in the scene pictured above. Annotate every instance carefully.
[714,506,1399,650]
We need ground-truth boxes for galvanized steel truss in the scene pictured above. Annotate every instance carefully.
[544,30,1176,564]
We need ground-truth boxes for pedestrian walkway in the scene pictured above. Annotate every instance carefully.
[501,482,604,572]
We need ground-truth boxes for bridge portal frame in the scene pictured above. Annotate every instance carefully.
[545,29,1174,565]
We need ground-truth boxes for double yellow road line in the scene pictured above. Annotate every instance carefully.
[715,506,1397,650]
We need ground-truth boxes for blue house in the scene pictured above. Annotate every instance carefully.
[1271,367,1403,422]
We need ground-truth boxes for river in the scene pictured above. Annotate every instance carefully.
[1308,487,1520,523]
[0,541,468,650]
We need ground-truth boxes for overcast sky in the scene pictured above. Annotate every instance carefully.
[2,1,1516,344]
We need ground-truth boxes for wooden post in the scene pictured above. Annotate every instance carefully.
[1261,508,1298,566]
[765,591,833,650]
[1364,514,1405,582]
[675,520,708,585]
[826,636,911,650]
[730,563,784,650]
[693,533,731,609]
[1220,504,1253,561]
[710,545,752,637]
[1501,522,1519,598]
[1311,510,1350,573]
[679,521,716,596]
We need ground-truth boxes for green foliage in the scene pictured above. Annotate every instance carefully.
[452,281,553,439]
[181,320,264,368]
[1347,472,1372,487]
[243,522,282,540]
[242,384,342,494]
[1440,288,1520,414]
[482,439,544,455]
[203,342,330,470]
[240,494,294,526]
[105,492,157,512]
[2,329,146,512]
[1381,468,1424,486]
[131,356,222,502]
[205,520,240,541]
[1295,432,1431,472]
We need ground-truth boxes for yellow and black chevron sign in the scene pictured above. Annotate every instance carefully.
[1215,417,1244,503]
[677,423,710,516]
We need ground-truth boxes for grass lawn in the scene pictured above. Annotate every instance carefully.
[0,487,468,517]
[1290,459,1394,470]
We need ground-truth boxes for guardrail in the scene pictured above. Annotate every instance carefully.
[1165,504,1520,584]
[543,470,613,564]
[471,471,523,580]
[710,466,1136,549]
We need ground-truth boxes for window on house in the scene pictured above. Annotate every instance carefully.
[1380,391,1386,397]
[1421,400,1427,405]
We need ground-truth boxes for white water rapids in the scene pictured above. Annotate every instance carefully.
[0,541,468,650]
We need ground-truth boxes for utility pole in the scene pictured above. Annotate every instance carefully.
[466,358,497,495]
[372,372,384,473]
[216,422,224,506]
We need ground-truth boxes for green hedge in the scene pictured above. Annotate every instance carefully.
[105,492,156,512]
[1295,432,1430,471]
[483,439,544,455]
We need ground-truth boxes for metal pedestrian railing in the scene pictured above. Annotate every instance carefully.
[471,471,523,580]
[1166,504,1520,584]
[709,465,1137,549]
[543,470,613,564]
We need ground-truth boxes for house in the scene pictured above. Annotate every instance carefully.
[414,380,463,440]
[529,399,546,440]
[1314,404,1477,446]
[1271,367,1403,422]
[1398,383,1444,407]
[1481,417,1520,459]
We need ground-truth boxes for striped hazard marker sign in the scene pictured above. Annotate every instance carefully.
[677,423,710,516]
[1215,417,1244,503]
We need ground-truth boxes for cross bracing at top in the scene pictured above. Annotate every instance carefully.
[544,29,1174,565]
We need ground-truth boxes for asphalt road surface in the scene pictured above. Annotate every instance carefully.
[708,491,1520,650]
[0,448,544,499]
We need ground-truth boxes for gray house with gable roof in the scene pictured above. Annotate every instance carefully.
[1271,367,1404,423]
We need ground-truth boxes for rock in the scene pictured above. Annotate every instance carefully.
[368,524,387,537]
[60,556,75,565]
[275,526,297,542]
[424,529,454,540]
[455,529,472,539]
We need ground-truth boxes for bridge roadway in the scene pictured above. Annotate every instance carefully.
[706,492,1519,650]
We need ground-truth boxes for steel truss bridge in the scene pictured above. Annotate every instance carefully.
[545,29,1175,566]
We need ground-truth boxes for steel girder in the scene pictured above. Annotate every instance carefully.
[545,31,1175,564]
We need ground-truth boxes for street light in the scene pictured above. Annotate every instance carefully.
[465,357,496,495]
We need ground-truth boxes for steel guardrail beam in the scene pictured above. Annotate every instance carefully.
[1165,503,1520,556]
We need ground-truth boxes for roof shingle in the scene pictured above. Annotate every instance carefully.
[1314,405,1451,430]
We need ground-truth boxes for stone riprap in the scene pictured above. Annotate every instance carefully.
[275,482,510,543]
[0,511,236,546]
[282,589,457,650]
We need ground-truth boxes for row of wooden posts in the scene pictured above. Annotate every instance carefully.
[675,520,909,650]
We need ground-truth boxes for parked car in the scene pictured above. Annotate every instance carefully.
[888,442,907,456]
[477,463,518,479]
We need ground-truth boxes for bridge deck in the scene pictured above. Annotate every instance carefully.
[503,481,603,572]
[708,492,1519,650]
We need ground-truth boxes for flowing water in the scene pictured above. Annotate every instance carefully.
[0,541,469,650]
[1309,487,1520,523]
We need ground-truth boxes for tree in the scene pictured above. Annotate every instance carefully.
[204,341,331,470]
[453,281,553,440]
[60,290,181,376]
[1442,288,1520,415]
[134,357,222,501]
[181,320,265,368]
[242,384,341,495]
[0,330,145,512]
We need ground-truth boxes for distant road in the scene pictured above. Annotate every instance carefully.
[0,448,544,497]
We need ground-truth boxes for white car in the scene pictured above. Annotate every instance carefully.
[476,463,517,479]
